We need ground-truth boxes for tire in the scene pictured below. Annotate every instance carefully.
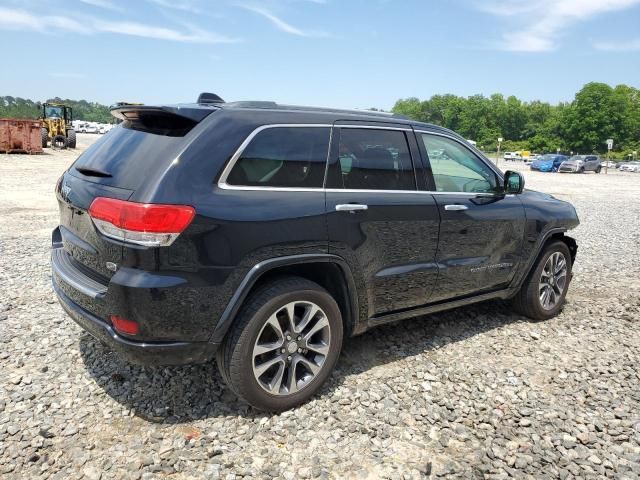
[52,135,68,149]
[216,276,343,411]
[579,167,585,173]
[41,128,48,148]
[595,166,601,174]
[66,129,76,149]
[512,240,572,321]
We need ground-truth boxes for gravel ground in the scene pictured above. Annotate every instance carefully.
[1,138,639,479]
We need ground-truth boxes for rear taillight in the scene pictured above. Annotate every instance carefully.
[110,315,140,335]
[89,197,195,247]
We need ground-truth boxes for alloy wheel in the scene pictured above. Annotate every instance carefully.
[539,252,568,310]
[252,301,331,396]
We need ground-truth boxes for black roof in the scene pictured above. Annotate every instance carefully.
[216,100,449,132]
[111,98,450,134]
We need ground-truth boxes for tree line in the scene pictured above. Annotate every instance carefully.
[0,96,113,123]
[392,82,640,158]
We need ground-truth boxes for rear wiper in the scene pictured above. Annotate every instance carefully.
[75,166,112,178]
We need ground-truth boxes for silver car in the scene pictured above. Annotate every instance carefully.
[558,155,602,173]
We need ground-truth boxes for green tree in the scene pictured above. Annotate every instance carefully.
[392,82,640,155]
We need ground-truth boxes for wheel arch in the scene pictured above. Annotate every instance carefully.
[512,228,578,294]
[210,255,360,344]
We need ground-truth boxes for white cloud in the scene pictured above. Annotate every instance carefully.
[78,0,122,11]
[240,5,328,37]
[144,0,202,15]
[593,38,640,51]
[94,20,236,43]
[0,7,91,33]
[479,0,640,52]
[0,7,238,44]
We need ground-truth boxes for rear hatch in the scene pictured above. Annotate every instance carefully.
[56,104,216,280]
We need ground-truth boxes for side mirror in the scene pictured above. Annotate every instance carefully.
[504,170,525,194]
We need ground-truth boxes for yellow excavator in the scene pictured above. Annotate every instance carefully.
[41,103,76,149]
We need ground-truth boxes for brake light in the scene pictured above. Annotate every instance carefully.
[110,315,140,335]
[89,197,195,247]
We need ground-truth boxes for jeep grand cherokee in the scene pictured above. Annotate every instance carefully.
[52,93,579,411]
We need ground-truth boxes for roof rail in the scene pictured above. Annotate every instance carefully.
[224,101,279,109]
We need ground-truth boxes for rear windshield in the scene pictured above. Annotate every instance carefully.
[70,125,189,190]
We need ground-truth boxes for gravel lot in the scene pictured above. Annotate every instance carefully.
[1,137,639,479]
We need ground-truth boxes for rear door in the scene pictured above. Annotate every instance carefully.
[416,131,526,301]
[585,156,599,171]
[325,124,441,317]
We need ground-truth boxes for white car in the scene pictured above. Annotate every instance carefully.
[600,161,616,168]
[84,124,99,134]
[503,152,522,161]
[620,162,640,172]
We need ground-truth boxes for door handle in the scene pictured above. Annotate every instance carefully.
[335,204,368,212]
[444,204,468,211]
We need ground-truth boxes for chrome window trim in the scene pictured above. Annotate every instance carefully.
[219,123,412,191]
[336,124,413,132]
[217,123,507,195]
[217,124,333,190]
[414,129,505,180]
[217,185,507,196]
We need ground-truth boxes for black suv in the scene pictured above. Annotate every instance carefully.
[52,94,579,411]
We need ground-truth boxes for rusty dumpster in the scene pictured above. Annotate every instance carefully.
[0,118,43,154]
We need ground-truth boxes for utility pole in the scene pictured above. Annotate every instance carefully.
[606,139,613,174]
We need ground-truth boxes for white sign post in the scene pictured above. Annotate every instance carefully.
[606,139,613,174]
[496,138,503,165]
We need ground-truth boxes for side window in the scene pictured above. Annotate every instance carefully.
[327,128,415,190]
[226,127,330,188]
[421,134,498,193]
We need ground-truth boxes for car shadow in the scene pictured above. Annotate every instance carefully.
[79,299,526,423]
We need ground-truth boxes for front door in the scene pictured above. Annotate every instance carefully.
[325,126,441,317]
[417,131,526,301]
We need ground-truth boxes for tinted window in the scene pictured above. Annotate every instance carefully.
[71,125,188,190]
[327,128,415,190]
[227,127,330,188]
[421,134,498,193]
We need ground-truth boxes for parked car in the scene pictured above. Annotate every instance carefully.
[620,161,640,172]
[84,123,99,134]
[51,94,579,411]
[558,155,601,173]
[504,152,522,161]
[530,154,569,172]
[600,160,616,168]
[75,123,88,133]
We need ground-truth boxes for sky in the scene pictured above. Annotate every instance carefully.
[0,0,639,110]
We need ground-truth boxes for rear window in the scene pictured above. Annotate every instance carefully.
[226,127,330,188]
[70,125,189,190]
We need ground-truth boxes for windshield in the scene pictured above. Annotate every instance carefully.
[45,106,64,118]
[568,156,584,161]
[537,155,555,161]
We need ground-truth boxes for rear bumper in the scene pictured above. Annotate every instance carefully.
[53,281,219,366]
[51,225,220,366]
